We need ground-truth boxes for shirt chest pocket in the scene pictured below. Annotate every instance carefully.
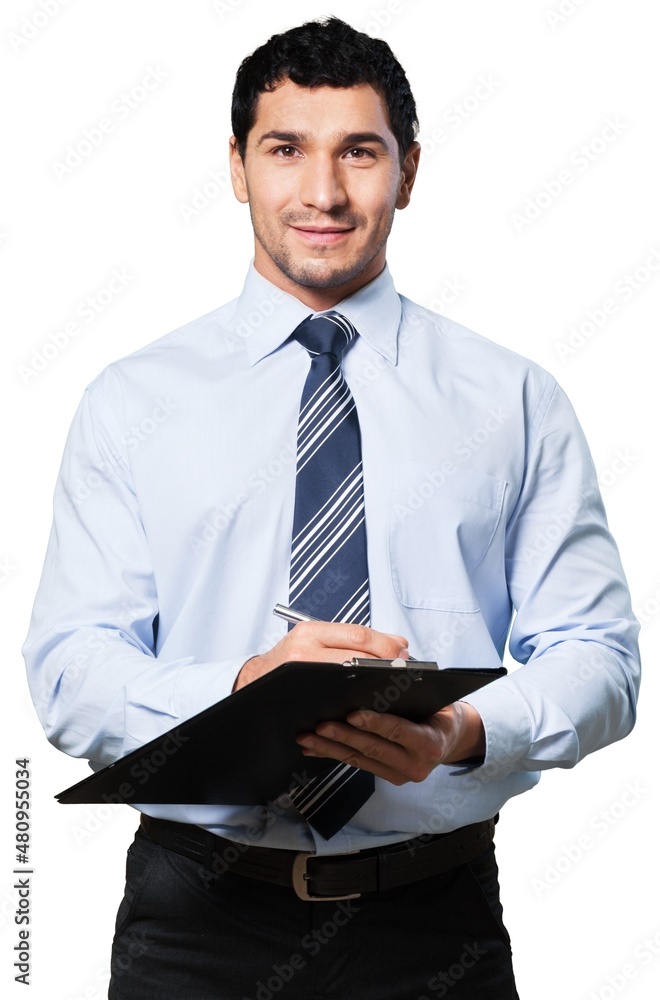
[387,464,507,613]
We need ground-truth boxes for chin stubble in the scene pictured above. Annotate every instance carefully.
[250,205,396,290]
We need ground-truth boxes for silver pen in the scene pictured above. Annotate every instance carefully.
[273,603,322,625]
[272,603,418,661]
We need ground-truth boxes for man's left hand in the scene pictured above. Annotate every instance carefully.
[296,702,485,785]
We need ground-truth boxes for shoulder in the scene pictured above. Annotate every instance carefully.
[399,294,558,421]
[85,297,242,400]
[400,295,546,373]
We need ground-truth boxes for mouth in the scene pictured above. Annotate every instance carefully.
[290,225,355,246]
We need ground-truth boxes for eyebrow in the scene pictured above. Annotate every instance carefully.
[255,130,391,150]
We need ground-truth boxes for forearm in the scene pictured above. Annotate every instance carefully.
[462,635,639,779]
[23,621,250,765]
[466,380,641,779]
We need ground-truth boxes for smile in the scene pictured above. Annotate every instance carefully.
[290,226,355,246]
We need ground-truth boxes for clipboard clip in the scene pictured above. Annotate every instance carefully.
[344,658,438,670]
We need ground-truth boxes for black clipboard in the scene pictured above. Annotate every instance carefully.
[55,660,506,805]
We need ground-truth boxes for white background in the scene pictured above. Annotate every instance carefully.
[1,1,658,997]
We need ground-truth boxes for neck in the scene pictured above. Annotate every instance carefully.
[253,252,386,311]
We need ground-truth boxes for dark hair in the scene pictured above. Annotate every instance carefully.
[231,16,418,164]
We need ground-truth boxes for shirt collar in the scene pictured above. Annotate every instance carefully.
[238,260,401,367]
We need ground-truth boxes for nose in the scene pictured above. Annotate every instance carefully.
[297,154,348,212]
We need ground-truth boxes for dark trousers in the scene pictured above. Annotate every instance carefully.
[109,826,519,999]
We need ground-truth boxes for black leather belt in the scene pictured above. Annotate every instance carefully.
[140,814,496,901]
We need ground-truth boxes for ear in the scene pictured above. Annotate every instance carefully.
[229,136,249,204]
[395,141,421,210]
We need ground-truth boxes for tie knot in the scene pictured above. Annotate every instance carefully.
[293,312,357,360]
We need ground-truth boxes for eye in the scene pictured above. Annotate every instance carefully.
[273,145,300,158]
[346,147,375,159]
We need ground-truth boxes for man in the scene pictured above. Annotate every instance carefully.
[23,16,640,999]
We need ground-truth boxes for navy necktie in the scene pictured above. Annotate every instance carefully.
[287,311,375,838]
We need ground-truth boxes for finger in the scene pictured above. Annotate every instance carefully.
[384,633,409,649]
[289,621,409,660]
[317,717,433,768]
[297,727,411,784]
[299,718,421,775]
[348,710,449,765]
[300,710,446,784]
[297,714,428,759]
[346,710,417,747]
[284,644,383,665]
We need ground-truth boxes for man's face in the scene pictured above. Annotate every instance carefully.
[230,78,419,307]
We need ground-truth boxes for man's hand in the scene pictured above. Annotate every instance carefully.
[296,701,485,785]
[233,621,409,691]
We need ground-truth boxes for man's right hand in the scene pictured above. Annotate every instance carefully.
[233,622,410,691]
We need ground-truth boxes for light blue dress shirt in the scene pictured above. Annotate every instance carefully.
[23,262,640,855]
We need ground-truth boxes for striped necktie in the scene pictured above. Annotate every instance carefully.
[287,311,375,839]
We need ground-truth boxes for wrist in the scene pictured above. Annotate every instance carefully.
[446,701,486,764]
[232,655,261,692]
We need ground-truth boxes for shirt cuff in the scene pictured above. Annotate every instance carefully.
[458,676,533,781]
[122,655,252,758]
[176,656,254,721]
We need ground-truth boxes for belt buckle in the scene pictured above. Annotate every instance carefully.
[292,851,361,902]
